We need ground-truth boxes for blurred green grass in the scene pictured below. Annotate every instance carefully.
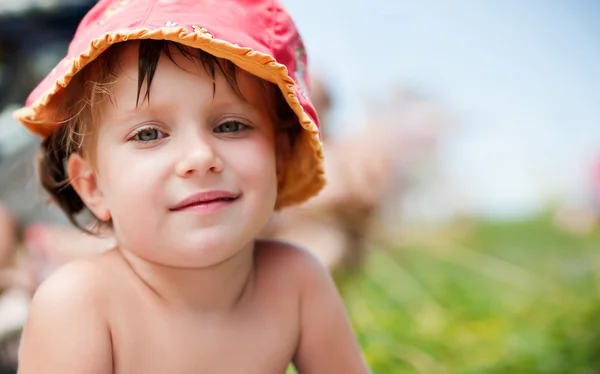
[334,216,600,374]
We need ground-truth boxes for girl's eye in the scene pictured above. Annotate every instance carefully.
[131,127,166,142]
[214,120,247,133]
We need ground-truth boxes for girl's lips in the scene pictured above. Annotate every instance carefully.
[170,191,240,211]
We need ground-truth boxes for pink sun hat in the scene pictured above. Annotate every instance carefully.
[13,0,325,209]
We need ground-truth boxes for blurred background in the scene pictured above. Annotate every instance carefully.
[1,0,600,373]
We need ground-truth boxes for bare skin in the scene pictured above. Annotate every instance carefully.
[19,240,368,374]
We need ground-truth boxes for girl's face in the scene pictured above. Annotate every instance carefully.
[70,42,279,267]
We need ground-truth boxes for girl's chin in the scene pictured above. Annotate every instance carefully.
[137,240,249,267]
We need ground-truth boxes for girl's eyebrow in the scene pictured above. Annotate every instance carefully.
[103,105,154,125]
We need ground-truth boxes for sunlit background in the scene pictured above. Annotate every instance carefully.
[1,0,600,373]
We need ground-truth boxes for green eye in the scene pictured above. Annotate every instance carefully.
[134,127,163,142]
[215,121,246,133]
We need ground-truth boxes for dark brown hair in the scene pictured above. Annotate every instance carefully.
[39,39,299,233]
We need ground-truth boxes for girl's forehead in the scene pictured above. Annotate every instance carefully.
[106,41,272,114]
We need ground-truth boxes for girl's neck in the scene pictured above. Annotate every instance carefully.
[116,241,256,314]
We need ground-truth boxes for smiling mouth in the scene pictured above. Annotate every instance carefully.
[177,197,237,209]
[170,193,241,212]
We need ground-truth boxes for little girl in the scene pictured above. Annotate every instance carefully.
[13,0,370,372]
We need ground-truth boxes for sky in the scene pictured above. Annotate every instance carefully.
[282,0,600,219]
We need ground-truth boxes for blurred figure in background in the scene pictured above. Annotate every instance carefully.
[0,205,16,273]
[264,79,450,267]
[262,76,398,268]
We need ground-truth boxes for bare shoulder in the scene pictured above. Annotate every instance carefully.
[32,257,111,310]
[19,258,113,373]
[254,239,330,287]
[254,241,371,373]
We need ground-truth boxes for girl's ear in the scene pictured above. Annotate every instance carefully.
[67,154,111,222]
